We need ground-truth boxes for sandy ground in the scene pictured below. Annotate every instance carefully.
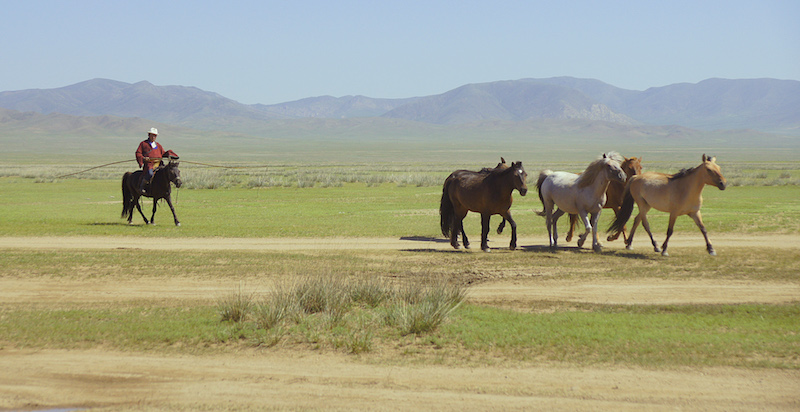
[1,235,799,411]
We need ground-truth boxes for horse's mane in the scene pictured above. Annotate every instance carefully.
[575,153,620,188]
[668,165,699,181]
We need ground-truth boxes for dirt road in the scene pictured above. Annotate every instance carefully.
[1,235,799,411]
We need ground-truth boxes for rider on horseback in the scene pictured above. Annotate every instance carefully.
[135,128,178,194]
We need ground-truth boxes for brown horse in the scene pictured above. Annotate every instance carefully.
[121,161,183,226]
[565,155,643,243]
[608,154,727,256]
[440,160,527,252]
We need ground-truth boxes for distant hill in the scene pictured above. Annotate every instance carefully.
[0,79,282,132]
[532,77,800,133]
[380,80,635,125]
[254,95,418,119]
[1,77,799,134]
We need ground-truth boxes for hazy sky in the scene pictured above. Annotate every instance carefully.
[3,0,798,104]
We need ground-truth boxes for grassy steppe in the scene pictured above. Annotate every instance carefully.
[1,176,798,237]
[1,166,798,369]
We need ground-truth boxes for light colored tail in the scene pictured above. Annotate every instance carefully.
[535,170,553,217]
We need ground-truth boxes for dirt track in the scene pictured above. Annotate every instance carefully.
[1,235,799,411]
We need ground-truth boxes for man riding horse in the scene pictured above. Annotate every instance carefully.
[135,128,178,194]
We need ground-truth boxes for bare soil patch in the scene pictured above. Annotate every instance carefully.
[1,235,799,411]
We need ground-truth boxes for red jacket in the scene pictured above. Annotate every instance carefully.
[135,140,178,171]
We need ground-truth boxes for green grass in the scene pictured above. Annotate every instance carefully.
[0,176,798,238]
[1,160,799,369]
[1,302,796,368]
[442,303,800,368]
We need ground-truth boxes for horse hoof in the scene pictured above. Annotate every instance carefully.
[565,235,573,242]
[175,222,181,227]
[708,249,717,256]
[661,250,669,257]
[654,247,661,253]
[593,244,603,252]
[625,245,633,250]
[482,248,491,253]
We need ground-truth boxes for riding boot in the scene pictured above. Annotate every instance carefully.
[140,176,148,195]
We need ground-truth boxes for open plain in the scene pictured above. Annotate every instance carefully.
[2,233,799,411]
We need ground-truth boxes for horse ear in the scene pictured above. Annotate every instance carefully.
[603,153,608,159]
[500,157,506,164]
[702,154,709,162]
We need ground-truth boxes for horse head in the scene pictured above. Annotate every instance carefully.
[603,153,627,184]
[702,154,726,190]
[621,156,642,181]
[511,161,528,196]
[166,161,182,188]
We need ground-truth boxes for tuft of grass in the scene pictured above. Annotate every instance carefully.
[387,278,467,335]
[245,275,469,351]
[217,285,256,323]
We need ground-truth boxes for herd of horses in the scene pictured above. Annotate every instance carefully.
[119,153,728,257]
[440,153,727,256]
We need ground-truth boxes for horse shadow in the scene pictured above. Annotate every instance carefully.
[518,244,659,260]
[400,236,450,244]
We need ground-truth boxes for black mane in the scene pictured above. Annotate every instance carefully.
[669,166,699,181]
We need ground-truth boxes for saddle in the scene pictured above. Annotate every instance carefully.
[138,163,163,194]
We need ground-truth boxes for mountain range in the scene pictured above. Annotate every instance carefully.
[1,77,798,135]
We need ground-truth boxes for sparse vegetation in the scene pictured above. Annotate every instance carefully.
[215,275,467,353]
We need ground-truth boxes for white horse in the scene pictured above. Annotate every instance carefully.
[536,153,627,252]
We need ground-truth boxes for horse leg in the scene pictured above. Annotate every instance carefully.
[451,212,467,249]
[689,211,715,256]
[460,226,470,248]
[576,211,591,249]
[164,196,181,226]
[503,212,518,250]
[550,208,565,249]
[640,213,661,254]
[607,207,623,242]
[133,195,149,225]
[149,199,158,225]
[659,213,679,256]
[480,214,491,252]
[545,208,555,249]
[497,218,506,235]
[625,213,641,250]
[566,214,576,242]
[590,211,603,252]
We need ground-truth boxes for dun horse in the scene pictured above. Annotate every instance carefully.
[121,161,183,226]
[565,155,643,243]
[608,154,726,256]
[440,160,527,252]
[536,153,627,252]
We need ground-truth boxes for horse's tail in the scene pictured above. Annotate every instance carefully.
[439,176,455,238]
[535,170,552,217]
[121,172,134,220]
[608,179,635,234]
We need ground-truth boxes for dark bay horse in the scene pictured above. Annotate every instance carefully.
[121,161,182,226]
[565,155,643,243]
[440,161,528,252]
[536,152,627,252]
[608,154,727,256]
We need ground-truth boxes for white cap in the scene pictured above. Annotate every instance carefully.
[148,128,158,135]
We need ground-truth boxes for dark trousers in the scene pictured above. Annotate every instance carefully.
[140,168,154,192]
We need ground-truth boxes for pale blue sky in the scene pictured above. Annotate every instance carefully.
[3,0,798,104]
